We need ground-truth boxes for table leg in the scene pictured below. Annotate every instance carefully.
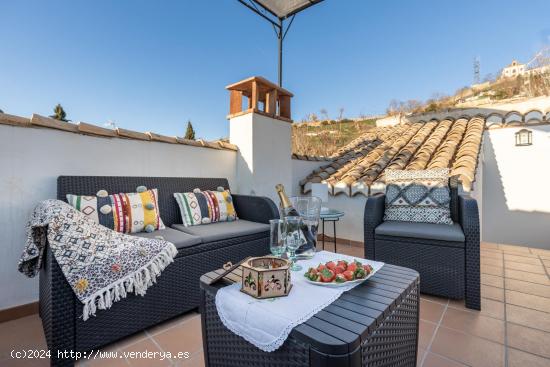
[321,219,325,250]
[333,220,337,253]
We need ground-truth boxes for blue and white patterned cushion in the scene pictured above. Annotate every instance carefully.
[384,168,453,225]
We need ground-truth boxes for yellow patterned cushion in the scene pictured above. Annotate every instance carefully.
[67,188,165,233]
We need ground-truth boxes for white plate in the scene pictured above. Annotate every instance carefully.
[303,266,379,287]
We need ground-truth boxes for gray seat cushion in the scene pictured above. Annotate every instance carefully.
[132,228,202,249]
[172,220,270,243]
[375,221,465,243]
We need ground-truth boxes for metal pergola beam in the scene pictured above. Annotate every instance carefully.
[237,0,324,87]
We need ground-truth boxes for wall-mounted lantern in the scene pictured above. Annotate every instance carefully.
[515,129,532,146]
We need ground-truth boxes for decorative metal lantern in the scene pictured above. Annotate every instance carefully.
[515,129,532,146]
[241,257,292,299]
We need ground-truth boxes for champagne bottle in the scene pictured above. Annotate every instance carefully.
[275,184,316,252]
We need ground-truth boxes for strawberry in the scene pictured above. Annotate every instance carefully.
[343,270,354,281]
[337,260,348,269]
[363,264,373,275]
[334,265,346,274]
[326,261,337,271]
[347,262,357,273]
[354,267,366,279]
[334,274,346,283]
[308,272,320,282]
[320,268,335,282]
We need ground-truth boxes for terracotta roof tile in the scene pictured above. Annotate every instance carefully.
[302,117,485,196]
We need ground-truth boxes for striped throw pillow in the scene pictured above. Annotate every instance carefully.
[67,188,165,233]
[174,189,238,227]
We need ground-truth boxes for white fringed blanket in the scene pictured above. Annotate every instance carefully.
[18,200,177,320]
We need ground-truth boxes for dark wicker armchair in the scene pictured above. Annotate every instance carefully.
[363,189,480,310]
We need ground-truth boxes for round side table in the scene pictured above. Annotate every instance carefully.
[319,209,345,253]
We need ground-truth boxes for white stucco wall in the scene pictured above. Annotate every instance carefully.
[0,124,237,310]
[323,195,368,243]
[230,113,292,204]
[482,127,550,249]
[291,159,327,196]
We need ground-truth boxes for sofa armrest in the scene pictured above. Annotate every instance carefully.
[459,194,481,310]
[232,194,280,224]
[40,244,77,365]
[364,193,386,259]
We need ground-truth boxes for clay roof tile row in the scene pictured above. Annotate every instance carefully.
[302,117,485,196]
[0,113,238,152]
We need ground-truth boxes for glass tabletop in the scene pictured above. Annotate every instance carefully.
[319,208,345,219]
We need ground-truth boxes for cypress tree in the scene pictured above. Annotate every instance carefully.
[184,120,196,140]
[50,104,69,121]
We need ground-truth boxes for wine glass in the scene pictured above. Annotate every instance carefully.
[269,219,286,257]
[283,216,305,271]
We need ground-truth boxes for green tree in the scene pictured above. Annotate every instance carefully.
[50,104,69,121]
[184,120,196,140]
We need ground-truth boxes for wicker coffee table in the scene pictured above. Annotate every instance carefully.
[199,263,420,367]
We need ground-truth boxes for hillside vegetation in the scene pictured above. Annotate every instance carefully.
[292,118,376,157]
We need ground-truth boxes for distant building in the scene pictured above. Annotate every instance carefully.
[500,58,550,79]
[501,60,526,78]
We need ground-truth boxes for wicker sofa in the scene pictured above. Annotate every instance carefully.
[40,176,278,366]
[363,186,480,310]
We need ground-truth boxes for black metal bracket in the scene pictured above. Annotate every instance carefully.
[236,0,322,87]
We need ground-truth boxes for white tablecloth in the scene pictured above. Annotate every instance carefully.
[215,251,384,352]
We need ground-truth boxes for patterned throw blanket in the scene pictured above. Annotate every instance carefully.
[18,200,178,321]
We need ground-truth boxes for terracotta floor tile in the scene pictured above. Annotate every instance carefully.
[481,284,504,302]
[420,294,449,305]
[0,357,50,366]
[423,353,469,367]
[419,320,437,350]
[505,278,550,298]
[417,348,426,366]
[481,242,500,250]
[504,254,543,265]
[152,316,203,358]
[481,264,504,276]
[335,245,363,257]
[87,354,130,367]
[505,269,550,285]
[430,326,505,367]
[507,304,550,333]
[507,323,550,359]
[481,273,504,288]
[448,297,504,320]
[530,248,550,256]
[498,244,532,254]
[480,250,503,259]
[420,299,446,323]
[481,257,503,267]
[0,315,47,360]
[505,261,546,274]
[120,338,170,367]
[440,307,505,344]
[112,331,148,351]
[147,311,200,336]
[180,350,205,367]
[508,348,550,367]
[506,290,550,313]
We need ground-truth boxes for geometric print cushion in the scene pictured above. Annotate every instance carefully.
[384,168,453,225]
[173,188,238,227]
[66,188,165,233]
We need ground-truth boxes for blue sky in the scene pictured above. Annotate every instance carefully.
[1,0,549,140]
